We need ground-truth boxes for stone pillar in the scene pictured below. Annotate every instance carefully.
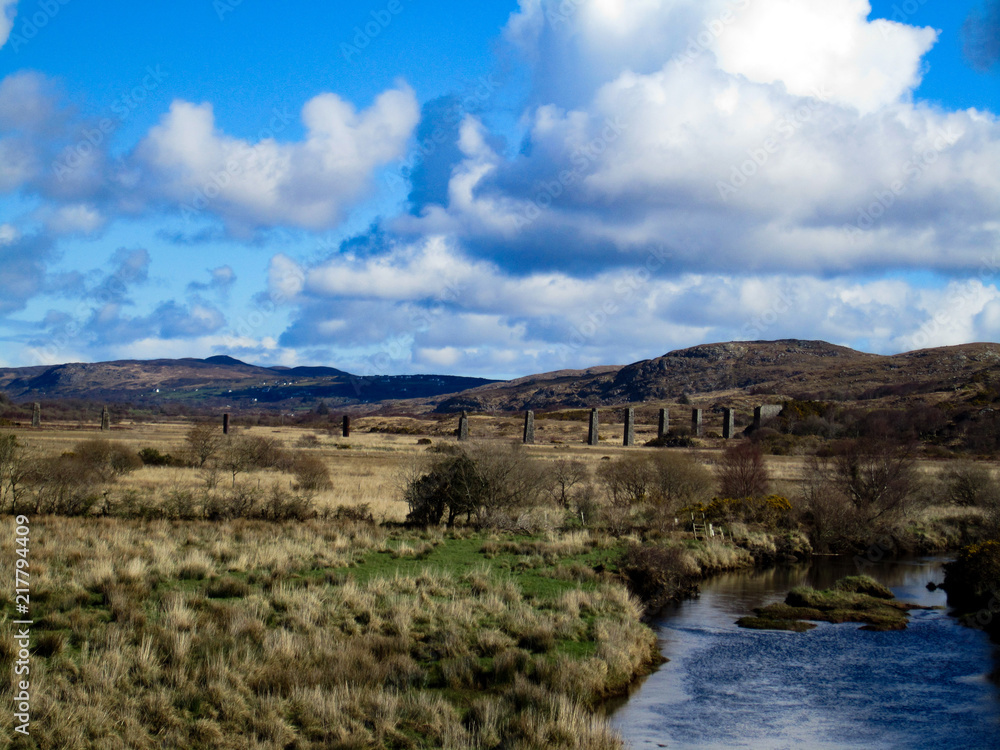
[223,413,230,435]
[723,408,736,439]
[458,411,470,442]
[523,410,535,444]
[342,415,351,438]
[587,408,600,446]
[753,404,782,431]
[658,408,669,439]
[623,408,635,447]
[100,406,110,432]
[691,408,702,437]
[31,402,40,428]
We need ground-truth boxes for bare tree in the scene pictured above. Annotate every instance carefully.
[546,459,589,508]
[649,451,714,510]
[219,434,284,487]
[0,433,30,513]
[597,454,654,508]
[716,442,770,499]
[186,423,223,467]
[943,461,999,508]
[833,438,918,523]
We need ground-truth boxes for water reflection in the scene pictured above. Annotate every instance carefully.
[612,557,1000,750]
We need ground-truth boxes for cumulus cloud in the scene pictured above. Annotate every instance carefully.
[131,85,420,233]
[268,228,1000,377]
[711,0,937,114]
[394,0,999,282]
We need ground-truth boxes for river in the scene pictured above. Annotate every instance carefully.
[611,556,1000,749]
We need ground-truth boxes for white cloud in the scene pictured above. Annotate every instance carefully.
[712,0,937,114]
[0,0,17,50]
[398,0,999,281]
[133,84,420,233]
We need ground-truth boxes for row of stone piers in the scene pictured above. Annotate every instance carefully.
[457,405,782,445]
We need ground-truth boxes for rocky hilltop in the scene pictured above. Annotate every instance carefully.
[427,339,1000,413]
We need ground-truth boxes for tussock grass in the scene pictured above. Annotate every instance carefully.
[0,516,657,749]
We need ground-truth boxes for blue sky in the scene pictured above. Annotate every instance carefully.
[0,0,998,379]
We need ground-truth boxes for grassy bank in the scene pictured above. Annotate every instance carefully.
[0,517,668,749]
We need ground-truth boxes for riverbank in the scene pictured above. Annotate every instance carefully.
[612,555,1000,749]
[943,540,1000,643]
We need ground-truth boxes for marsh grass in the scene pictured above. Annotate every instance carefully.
[0,516,657,749]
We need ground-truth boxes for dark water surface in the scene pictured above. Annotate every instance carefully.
[611,557,1000,749]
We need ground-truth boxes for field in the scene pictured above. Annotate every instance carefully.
[0,415,993,748]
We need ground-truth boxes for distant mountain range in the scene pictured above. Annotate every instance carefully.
[0,355,496,409]
[2,339,999,414]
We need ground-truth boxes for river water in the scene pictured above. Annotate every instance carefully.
[611,556,1000,749]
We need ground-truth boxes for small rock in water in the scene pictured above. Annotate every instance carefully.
[926,582,938,591]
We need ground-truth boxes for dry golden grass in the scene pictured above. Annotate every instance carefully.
[0,515,656,749]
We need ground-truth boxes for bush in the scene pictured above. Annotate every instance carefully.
[943,462,999,508]
[74,439,142,480]
[716,442,770,499]
[618,545,696,606]
[138,447,179,467]
[292,454,333,493]
[943,541,1000,616]
[404,443,543,528]
[648,451,714,510]
[596,454,653,508]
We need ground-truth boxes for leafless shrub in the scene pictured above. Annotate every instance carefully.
[833,438,919,524]
[0,432,31,513]
[943,461,999,508]
[185,423,223,467]
[545,459,589,509]
[716,442,770,499]
[596,454,653,509]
